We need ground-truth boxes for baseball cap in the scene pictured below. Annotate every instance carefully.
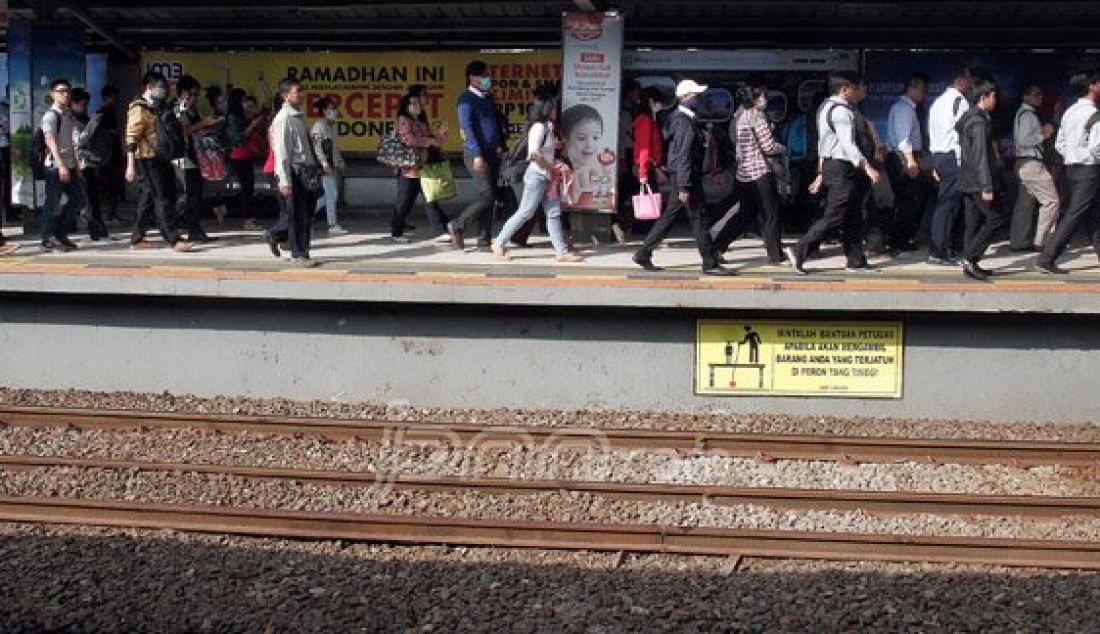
[675,79,708,98]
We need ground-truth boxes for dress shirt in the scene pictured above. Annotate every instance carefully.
[817,97,867,168]
[272,102,317,186]
[887,95,922,153]
[928,86,969,160]
[1054,98,1100,166]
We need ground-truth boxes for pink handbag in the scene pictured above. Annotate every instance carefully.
[632,183,662,220]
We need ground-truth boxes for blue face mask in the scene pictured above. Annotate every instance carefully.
[479,76,492,92]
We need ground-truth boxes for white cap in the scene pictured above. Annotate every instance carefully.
[675,79,708,98]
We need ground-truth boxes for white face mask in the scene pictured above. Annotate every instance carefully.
[325,109,338,121]
[756,95,768,109]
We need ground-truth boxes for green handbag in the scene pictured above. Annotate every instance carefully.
[419,161,457,203]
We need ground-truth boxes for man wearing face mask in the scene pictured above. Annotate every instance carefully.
[633,80,730,275]
[125,71,192,253]
[175,75,221,243]
[450,60,503,250]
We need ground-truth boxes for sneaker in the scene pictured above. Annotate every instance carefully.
[328,224,348,236]
[389,235,412,244]
[291,257,319,268]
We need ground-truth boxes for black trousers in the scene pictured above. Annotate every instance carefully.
[175,166,206,237]
[392,175,448,237]
[1038,164,1100,266]
[132,159,181,245]
[961,192,1006,263]
[615,165,639,233]
[80,166,108,239]
[229,158,255,215]
[712,173,784,262]
[636,174,718,270]
[0,148,10,237]
[272,171,317,258]
[796,159,866,267]
[885,152,931,247]
[452,153,497,244]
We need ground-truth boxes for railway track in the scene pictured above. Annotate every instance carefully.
[3,406,1099,570]
[2,406,1099,467]
[2,454,1100,569]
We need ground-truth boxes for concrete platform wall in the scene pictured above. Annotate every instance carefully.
[1,294,1096,424]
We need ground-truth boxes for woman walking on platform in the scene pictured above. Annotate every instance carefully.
[492,97,583,263]
[391,93,448,243]
[311,98,347,235]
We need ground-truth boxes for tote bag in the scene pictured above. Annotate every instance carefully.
[632,182,662,220]
[420,161,457,202]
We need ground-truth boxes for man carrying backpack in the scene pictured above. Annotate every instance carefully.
[125,71,192,252]
[39,78,85,252]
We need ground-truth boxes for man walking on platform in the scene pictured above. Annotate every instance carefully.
[175,75,220,243]
[40,78,85,252]
[125,71,193,252]
[1010,83,1060,252]
[786,72,881,275]
[450,60,503,251]
[955,78,1004,281]
[885,73,931,252]
[927,66,973,265]
[632,79,731,275]
[1035,71,1100,275]
[268,78,321,267]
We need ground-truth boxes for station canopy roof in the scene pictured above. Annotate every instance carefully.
[9,1,1100,59]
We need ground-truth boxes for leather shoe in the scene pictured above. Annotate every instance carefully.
[632,253,662,272]
[264,229,281,258]
[961,260,989,281]
[1035,261,1068,275]
[784,246,807,275]
[56,237,78,250]
[972,261,993,277]
[702,266,735,277]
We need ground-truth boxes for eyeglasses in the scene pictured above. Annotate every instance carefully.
[53,88,70,94]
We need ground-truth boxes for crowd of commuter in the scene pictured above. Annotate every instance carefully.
[16,59,1100,278]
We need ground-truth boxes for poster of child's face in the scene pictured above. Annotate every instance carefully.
[561,104,616,211]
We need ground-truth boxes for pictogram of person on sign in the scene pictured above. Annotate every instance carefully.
[740,326,762,364]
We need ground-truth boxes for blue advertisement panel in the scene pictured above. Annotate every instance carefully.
[8,19,34,207]
[86,53,109,115]
[864,50,1071,148]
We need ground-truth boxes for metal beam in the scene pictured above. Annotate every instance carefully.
[57,2,137,60]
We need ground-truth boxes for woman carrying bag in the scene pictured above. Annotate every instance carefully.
[391,92,450,243]
[491,96,583,263]
[712,83,789,265]
[631,87,672,225]
[312,98,347,235]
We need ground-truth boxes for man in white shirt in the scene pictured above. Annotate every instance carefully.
[266,77,321,267]
[927,66,974,264]
[1009,82,1059,252]
[787,71,881,274]
[886,73,931,251]
[1035,71,1100,274]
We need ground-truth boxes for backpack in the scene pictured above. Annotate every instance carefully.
[782,114,809,162]
[30,109,61,179]
[826,102,876,160]
[77,114,113,167]
[195,135,228,181]
[154,103,186,161]
[502,122,549,185]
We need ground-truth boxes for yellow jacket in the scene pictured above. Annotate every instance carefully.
[125,99,157,159]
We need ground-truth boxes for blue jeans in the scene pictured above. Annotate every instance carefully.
[930,152,961,258]
[494,165,567,254]
[43,167,86,242]
[314,172,339,226]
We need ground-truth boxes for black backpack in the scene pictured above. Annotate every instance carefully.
[77,114,114,167]
[826,102,876,160]
[30,109,61,179]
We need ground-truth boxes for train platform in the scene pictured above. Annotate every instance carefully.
[0,214,1098,315]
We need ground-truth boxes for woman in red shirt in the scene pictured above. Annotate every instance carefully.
[633,87,671,189]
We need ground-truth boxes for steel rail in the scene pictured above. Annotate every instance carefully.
[2,455,1098,519]
[1,496,1098,570]
[1,406,1098,467]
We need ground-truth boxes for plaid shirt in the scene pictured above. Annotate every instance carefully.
[734,109,784,183]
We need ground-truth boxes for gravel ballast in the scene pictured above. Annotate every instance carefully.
[3,386,1099,441]
[1,522,1097,633]
[2,426,1097,498]
[3,467,1100,543]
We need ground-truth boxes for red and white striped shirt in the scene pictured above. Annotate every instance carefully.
[734,109,785,183]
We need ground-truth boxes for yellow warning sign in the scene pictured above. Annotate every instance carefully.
[696,320,904,398]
